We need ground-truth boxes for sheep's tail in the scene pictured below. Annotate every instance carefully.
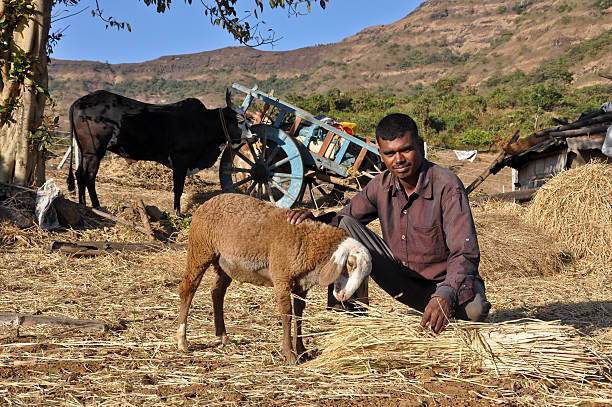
[66,103,76,192]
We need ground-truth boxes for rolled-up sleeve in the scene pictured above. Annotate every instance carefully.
[328,176,382,227]
[433,184,480,309]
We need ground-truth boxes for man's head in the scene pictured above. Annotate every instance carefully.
[375,113,424,186]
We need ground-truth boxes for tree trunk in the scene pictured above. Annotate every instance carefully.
[0,0,52,187]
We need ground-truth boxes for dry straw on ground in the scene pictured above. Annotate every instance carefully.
[305,304,612,384]
[525,162,612,267]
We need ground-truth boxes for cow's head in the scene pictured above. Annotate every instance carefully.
[223,89,252,148]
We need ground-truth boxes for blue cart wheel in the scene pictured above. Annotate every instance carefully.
[219,124,305,208]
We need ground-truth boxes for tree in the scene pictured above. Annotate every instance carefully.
[0,0,52,186]
[0,0,328,186]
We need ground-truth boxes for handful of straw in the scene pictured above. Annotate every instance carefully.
[305,306,611,382]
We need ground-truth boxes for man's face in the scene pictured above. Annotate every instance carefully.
[378,131,423,184]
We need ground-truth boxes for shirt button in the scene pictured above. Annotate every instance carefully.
[402,261,408,266]
[402,210,407,215]
[401,235,406,240]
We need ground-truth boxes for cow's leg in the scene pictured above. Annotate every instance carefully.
[211,265,232,345]
[172,167,187,216]
[82,153,102,208]
[75,166,87,205]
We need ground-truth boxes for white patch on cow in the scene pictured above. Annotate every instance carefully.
[186,168,201,176]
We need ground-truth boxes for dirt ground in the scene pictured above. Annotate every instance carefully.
[0,149,610,406]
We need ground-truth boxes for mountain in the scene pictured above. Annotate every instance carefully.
[48,0,612,123]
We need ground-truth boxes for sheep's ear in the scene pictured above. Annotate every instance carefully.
[318,259,343,286]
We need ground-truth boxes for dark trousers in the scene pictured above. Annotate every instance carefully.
[329,216,490,322]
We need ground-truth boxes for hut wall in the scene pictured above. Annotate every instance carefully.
[517,150,568,190]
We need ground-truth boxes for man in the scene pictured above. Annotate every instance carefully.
[287,113,490,334]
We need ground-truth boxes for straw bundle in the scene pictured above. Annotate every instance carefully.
[525,162,612,266]
[471,200,572,278]
[305,306,611,382]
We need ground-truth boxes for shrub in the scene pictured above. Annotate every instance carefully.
[457,129,493,148]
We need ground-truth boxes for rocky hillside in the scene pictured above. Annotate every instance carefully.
[48,0,612,121]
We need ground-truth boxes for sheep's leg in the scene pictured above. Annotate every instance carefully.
[211,265,232,345]
[293,290,307,359]
[274,284,297,364]
[176,249,214,352]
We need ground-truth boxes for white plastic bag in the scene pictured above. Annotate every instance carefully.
[35,179,62,230]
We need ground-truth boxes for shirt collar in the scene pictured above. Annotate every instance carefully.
[389,160,433,199]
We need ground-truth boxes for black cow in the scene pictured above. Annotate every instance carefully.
[67,89,250,214]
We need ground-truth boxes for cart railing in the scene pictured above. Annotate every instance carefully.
[232,83,379,178]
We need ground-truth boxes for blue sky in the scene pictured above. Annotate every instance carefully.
[50,0,423,64]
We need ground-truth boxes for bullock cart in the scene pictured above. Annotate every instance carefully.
[219,83,382,208]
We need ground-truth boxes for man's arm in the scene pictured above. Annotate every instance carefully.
[287,174,383,226]
[420,182,479,334]
[435,183,480,310]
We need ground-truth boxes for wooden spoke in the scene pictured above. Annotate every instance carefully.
[245,180,257,196]
[270,179,298,202]
[269,153,301,170]
[235,150,255,167]
[232,175,253,189]
[266,145,280,165]
[271,172,303,180]
[264,182,276,204]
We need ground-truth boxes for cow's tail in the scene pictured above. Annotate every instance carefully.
[66,103,76,192]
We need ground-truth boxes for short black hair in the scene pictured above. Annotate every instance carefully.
[375,113,419,141]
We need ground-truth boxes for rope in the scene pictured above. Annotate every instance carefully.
[218,108,233,146]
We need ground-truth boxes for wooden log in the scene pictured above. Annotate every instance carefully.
[0,205,32,228]
[49,240,186,256]
[466,130,520,195]
[91,208,152,236]
[145,205,166,222]
[531,112,612,138]
[544,125,609,138]
[0,312,107,332]
[53,197,82,226]
[136,199,156,241]
[470,188,539,203]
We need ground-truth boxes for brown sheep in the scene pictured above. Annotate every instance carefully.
[176,193,372,364]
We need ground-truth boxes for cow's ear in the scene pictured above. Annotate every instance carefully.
[226,88,232,107]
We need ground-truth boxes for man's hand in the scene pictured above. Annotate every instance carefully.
[420,296,451,335]
[286,209,315,225]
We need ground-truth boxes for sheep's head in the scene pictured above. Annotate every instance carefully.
[318,238,372,302]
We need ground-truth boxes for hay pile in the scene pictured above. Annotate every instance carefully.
[471,200,572,279]
[525,162,612,267]
[305,305,612,383]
